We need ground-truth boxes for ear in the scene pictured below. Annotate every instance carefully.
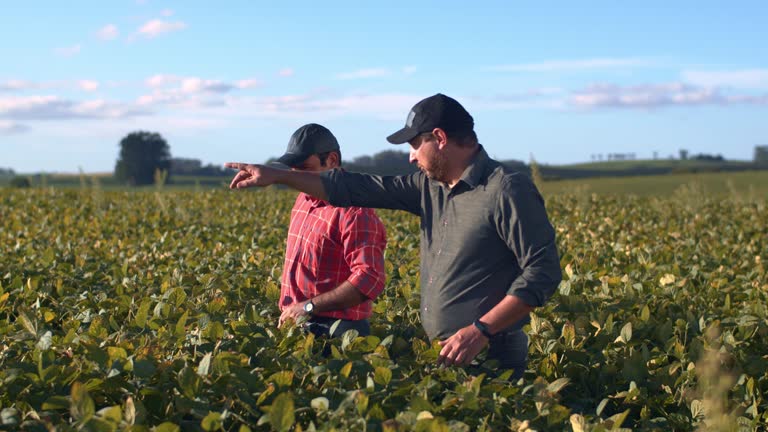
[327,151,341,168]
[432,128,449,149]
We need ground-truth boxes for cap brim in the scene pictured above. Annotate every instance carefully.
[386,127,420,144]
[276,152,309,168]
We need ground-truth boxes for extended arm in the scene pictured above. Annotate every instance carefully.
[225,163,328,199]
[226,162,423,215]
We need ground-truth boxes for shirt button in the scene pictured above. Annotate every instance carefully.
[428,277,434,284]
[423,306,428,312]
[437,249,442,255]
[443,219,448,226]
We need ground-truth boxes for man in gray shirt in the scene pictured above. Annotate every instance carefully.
[226,94,561,377]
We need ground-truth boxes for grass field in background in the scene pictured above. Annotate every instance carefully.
[540,170,768,198]
[3,169,768,198]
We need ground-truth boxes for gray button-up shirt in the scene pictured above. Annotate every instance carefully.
[320,146,561,339]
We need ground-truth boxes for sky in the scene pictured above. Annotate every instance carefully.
[1,1,767,173]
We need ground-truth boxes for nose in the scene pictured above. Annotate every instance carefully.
[409,148,417,164]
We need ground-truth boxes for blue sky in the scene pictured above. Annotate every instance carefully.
[1,1,767,173]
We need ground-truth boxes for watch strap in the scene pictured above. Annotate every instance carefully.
[473,319,493,339]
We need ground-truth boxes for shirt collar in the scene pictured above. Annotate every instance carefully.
[457,145,490,189]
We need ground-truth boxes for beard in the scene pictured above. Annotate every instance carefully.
[419,150,450,183]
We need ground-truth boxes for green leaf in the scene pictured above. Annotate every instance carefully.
[175,311,188,336]
[596,398,609,416]
[268,370,294,387]
[37,330,53,350]
[269,393,295,432]
[606,409,630,429]
[43,395,70,411]
[690,399,704,419]
[340,361,353,378]
[97,406,122,423]
[83,418,117,432]
[70,382,95,422]
[134,300,151,328]
[178,367,201,399]
[620,322,632,343]
[374,366,393,386]
[155,422,181,432]
[201,412,223,431]
[17,308,38,336]
[547,378,570,394]
[197,352,212,377]
[640,305,650,322]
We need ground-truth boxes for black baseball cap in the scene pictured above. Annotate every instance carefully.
[276,123,340,167]
[386,93,474,144]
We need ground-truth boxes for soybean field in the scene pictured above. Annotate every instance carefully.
[1,182,766,431]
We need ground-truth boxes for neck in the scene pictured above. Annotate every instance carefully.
[444,145,480,188]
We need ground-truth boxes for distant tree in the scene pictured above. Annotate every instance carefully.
[755,145,768,165]
[10,176,31,188]
[114,131,171,186]
[690,153,724,162]
[0,167,15,177]
[170,158,203,174]
[653,151,658,160]
[679,149,689,160]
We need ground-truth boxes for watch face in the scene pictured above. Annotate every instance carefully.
[303,301,314,313]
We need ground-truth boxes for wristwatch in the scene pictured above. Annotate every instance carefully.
[473,319,494,339]
[303,300,315,315]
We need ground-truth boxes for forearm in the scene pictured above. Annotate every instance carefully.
[311,280,369,313]
[479,295,535,334]
[275,170,328,200]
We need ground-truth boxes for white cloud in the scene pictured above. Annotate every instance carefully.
[181,78,234,93]
[0,80,36,92]
[682,69,768,90]
[0,95,150,120]
[137,19,186,38]
[278,68,294,77]
[336,68,391,80]
[160,9,174,17]
[236,79,262,89]
[486,58,652,73]
[0,120,29,135]
[97,24,119,41]
[78,80,100,92]
[218,92,423,120]
[146,74,180,87]
[569,82,768,109]
[56,44,82,57]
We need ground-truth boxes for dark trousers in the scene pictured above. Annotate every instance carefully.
[487,329,528,379]
[304,316,371,338]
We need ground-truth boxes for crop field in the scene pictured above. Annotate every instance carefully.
[1,185,767,431]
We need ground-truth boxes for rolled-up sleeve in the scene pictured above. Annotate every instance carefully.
[321,169,423,215]
[340,208,388,299]
[495,176,562,306]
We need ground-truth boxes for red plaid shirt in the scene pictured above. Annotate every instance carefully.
[280,192,387,321]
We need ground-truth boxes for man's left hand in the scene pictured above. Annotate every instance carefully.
[437,324,489,367]
[278,302,308,328]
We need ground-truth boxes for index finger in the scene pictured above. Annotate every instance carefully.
[224,162,248,170]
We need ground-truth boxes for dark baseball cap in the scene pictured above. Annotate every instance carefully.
[386,93,474,144]
[276,123,340,167]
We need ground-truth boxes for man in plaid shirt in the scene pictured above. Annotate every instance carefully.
[272,124,387,338]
